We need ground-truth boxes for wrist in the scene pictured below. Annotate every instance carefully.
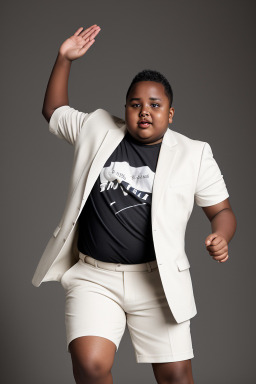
[57,52,72,65]
[214,231,229,243]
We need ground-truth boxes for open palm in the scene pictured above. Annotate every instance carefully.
[59,24,101,61]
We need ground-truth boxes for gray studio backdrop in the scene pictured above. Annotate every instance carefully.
[1,0,255,383]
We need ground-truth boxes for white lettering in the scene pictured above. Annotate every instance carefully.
[120,185,128,196]
[100,183,107,192]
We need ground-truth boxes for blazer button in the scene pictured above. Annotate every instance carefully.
[63,238,66,242]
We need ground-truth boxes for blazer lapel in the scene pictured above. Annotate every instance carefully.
[82,123,127,202]
[151,128,178,226]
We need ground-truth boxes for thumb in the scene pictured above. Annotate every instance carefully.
[205,233,217,246]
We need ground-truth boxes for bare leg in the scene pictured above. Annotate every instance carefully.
[69,335,116,384]
[152,359,194,384]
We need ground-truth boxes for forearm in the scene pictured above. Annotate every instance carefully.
[42,53,72,121]
[211,208,237,244]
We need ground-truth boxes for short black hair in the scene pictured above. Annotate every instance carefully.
[126,69,173,107]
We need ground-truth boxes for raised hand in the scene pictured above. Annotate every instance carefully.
[59,24,101,61]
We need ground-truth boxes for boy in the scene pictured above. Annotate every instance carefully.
[32,24,237,384]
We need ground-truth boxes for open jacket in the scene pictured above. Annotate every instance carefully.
[32,106,229,323]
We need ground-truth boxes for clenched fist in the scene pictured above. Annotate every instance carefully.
[205,232,230,263]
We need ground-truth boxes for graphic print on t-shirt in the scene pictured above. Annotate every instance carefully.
[99,161,155,214]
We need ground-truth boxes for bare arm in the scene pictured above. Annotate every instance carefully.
[42,24,101,122]
[202,198,237,263]
[42,54,71,122]
[202,198,237,244]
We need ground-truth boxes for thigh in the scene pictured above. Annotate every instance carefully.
[69,335,116,375]
[125,268,194,363]
[62,260,127,354]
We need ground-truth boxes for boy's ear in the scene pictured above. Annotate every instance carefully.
[169,107,175,124]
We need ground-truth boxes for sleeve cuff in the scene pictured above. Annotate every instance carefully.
[49,105,71,135]
[195,191,230,207]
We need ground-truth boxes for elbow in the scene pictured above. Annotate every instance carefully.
[41,109,47,121]
[42,108,53,123]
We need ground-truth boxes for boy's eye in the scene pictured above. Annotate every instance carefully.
[131,103,160,108]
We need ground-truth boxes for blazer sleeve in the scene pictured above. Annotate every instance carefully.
[48,105,91,145]
[195,142,229,207]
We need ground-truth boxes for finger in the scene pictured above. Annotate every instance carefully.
[73,27,85,36]
[91,26,101,36]
[208,245,228,256]
[76,25,96,39]
[79,39,95,54]
[206,238,226,252]
[214,251,228,261]
[208,236,224,246]
[218,254,229,263]
[81,29,100,47]
[80,25,99,38]
[212,249,228,259]
[79,24,98,36]
[89,28,101,40]
[82,26,100,41]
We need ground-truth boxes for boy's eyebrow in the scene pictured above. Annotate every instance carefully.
[128,97,162,102]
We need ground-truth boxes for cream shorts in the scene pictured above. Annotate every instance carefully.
[60,252,194,363]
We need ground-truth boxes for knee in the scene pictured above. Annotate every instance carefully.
[72,355,111,383]
[153,361,194,384]
[163,367,192,384]
[165,371,193,384]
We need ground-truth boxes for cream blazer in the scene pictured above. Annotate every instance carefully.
[32,106,229,323]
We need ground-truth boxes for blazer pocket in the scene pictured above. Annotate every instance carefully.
[176,257,190,271]
[53,225,61,238]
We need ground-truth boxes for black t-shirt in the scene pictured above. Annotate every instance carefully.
[77,131,162,264]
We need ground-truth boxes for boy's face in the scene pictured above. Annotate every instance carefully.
[125,81,175,145]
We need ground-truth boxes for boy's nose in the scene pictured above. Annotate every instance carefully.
[139,110,149,116]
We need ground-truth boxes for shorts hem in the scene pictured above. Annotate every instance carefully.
[66,332,119,353]
[136,350,194,363]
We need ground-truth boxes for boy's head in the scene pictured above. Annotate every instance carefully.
[125,69,175,145]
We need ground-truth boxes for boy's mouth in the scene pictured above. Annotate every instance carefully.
[138,121,152,128]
